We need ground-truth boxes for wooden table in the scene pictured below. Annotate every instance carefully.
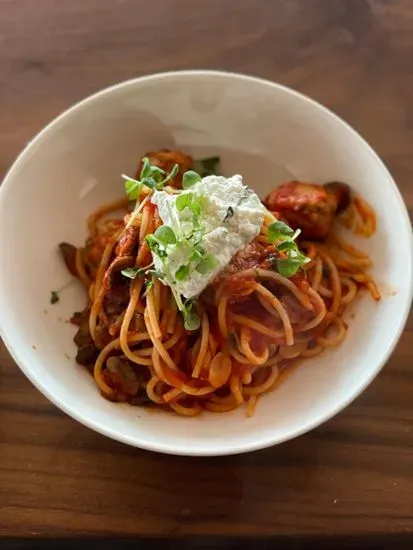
[1,0,412,544]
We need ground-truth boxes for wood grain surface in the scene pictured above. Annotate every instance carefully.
[1,0,413,539]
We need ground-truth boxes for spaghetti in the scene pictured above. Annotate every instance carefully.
[59,150,379,417]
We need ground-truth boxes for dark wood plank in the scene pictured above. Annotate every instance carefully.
[2,536,413,550]
[1,0,412,538]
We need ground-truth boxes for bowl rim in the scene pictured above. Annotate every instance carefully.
[1,69,412,456]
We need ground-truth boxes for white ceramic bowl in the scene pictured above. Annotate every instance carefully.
[1,71,412,456]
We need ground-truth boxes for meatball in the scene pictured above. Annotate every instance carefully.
[264,180,350,240]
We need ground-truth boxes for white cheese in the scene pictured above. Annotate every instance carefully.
[151,174,265,299]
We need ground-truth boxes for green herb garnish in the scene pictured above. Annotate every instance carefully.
[189,248,204,263]
[182,170,202,189]
[175,192,202,217]
[194,156,221,177]
[122,158,179,200]
[146,225,178,258]
[176,192,193,212]
[276,254,308,278]
[268,221,310,278]
[123,176,142,200]
[153,225,177,246]
[121,267,147,279]
[50,291,59,304]
[146,235,167,259]
[144,270,164,294]
[121,266,162,290]
[182,299,201,331]
[161,164,179,186]
[191,228,204,245]
[268,220,294,241]
[277,240,297,253]
[196,254,216,274]
[175,264,190,282]
[145,278,155,293]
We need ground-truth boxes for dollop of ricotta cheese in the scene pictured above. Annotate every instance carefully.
[151,174,265,299]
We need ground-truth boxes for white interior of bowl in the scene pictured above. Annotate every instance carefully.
[0,71,411,455]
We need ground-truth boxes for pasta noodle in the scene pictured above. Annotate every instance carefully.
[59,150,379,417]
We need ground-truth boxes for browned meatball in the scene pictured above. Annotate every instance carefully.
[264,181,350,240]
